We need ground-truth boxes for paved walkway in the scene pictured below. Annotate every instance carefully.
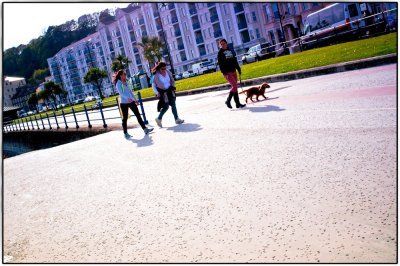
[3,64,397,263]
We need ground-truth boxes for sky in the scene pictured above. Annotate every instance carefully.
[3,2,130,50]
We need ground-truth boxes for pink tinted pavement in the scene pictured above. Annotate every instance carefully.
[3,64,397,263]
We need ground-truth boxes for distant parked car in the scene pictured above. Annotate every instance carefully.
[192,60,217,75]
[27,110,37,115]
[175,73,183,80]
[57,103,66,109]
[84,96,95,102]
[91,100,103,111]
[18,111,27,118]
[74,99,84,104]
[241,43,275,64]
[182,71,195,79]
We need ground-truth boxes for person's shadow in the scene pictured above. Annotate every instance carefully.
[247,105,286,112]
[166,123,202,132]
[129,134,154,147]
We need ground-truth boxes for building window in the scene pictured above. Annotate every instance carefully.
[272,3,280,19]
[203,29,207,38]
[190,49,194,58]
[227,20,231,30]
[286,3,292,15]
[187,35,191,44]
[294,3,299,14]
[249,29,254,40]
[302,3,309,10]
[230,36,234,43]
[251,11,257,22]
[269,30,276,45]
[255,28,260,39]
[184,22,188,30]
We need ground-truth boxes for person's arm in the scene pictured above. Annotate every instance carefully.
[217,51,226,75]
[152,75,159,96]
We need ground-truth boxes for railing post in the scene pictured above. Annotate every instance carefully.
[30,117,35,130]
[98,101,107,128]
[71,107,79,129]
[136,91,148,124]
[18,120,22,131]
[46,113,52,129]
[53,110,60,129]
[62,109,68,129]
[22,118,26,130]
[83,104,92,128]
[35,115,40,130]
[26,118,30,130]
[39,113,45,129]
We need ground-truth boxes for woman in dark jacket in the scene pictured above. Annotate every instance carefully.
[217,38,246,109]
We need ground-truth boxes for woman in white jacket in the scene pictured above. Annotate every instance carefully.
[151,62,184,128]
[113,69,153,138]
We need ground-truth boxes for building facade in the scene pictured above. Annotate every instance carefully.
[3,76,26,107]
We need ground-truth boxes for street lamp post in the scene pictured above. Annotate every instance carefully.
[157,3,176,77]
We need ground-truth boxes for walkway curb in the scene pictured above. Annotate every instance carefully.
[142,53,397,102]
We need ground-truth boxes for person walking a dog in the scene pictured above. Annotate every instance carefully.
[113,69,154,138]
[217,38,246,109]
[151,62,184,127]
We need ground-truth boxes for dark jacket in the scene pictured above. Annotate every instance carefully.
[217,48,241,75]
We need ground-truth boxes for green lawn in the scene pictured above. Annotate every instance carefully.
[136,32,396,98]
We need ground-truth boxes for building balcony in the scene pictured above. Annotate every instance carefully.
[167,3,175,10]
[171,16,178,24]
[189,8,197,15]
[238,21,248,30]
[210,14,219,23]
[234,3,244,13]
[175,29,182,37]
[196,37,204,44]
[213,30,222,38]
[192,22,200,30]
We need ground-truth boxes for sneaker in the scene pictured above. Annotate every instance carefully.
[144,128,154,134]
[175,118,184,124]
[124,133,132,138]
[155,118,162,127]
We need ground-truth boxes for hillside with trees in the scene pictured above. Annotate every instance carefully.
[3,9,116,85]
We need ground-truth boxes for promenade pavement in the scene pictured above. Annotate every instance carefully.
[3,63,397,263]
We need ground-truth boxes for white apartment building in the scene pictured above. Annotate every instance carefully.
[47,32,114,102]
[3,76,26,107]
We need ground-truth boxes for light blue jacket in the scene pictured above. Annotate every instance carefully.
[116,80,137,104]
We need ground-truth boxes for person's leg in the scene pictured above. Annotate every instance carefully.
[223,72,238,108]
[129,102,146,129]
[120,104,129,133]
[158,103,169,120]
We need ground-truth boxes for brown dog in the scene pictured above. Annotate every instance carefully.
[240,82,270,103]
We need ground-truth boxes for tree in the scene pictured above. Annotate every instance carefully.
[83,67,108,99]
[32,68,50,84]
[28,92,39,112]
[111,54,132,72]
[137,36,164,68]
[42,81,64,110]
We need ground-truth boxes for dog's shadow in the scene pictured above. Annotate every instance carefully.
[128,134,154,147]
[166,123,202,133]
[246,96,279,103]
[247,105,286,113]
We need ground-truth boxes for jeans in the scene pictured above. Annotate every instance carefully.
[158,97,178,120]
[120,102,146,133]
[223,72,238,92]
